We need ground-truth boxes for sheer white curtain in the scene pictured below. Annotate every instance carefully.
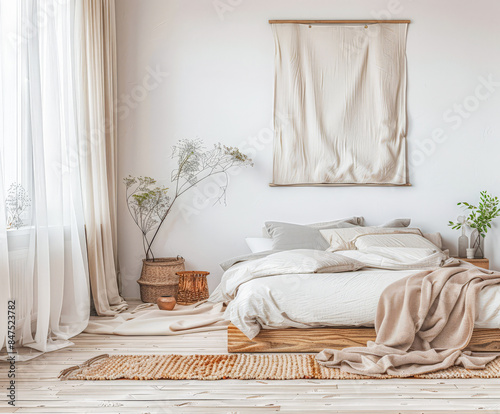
[0,0,92,357]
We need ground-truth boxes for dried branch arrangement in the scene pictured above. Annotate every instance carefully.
[124,139,253,260]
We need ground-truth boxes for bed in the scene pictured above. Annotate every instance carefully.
[209,219,500,354]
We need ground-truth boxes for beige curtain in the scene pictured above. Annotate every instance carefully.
[272,23,408,186]
[78,0,127,315]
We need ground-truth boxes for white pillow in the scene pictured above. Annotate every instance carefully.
[249,249,365,276]
[320,226,422,252]
[337,248,447,270]
[245,238,274,253]
[354,233,441,252]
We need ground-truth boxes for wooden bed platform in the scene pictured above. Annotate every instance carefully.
[228,324,500,353]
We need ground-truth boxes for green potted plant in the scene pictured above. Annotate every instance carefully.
[124,139,253,302]
[448,191,500,259]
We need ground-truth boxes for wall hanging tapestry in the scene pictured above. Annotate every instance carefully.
[271,21,410,186]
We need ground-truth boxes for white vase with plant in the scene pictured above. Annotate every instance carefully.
[449,191,500,259]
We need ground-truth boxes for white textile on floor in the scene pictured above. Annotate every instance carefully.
[85,302,228,336]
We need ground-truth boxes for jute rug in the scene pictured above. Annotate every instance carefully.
[59,354,500,380]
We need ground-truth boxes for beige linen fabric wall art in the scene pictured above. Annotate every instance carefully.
[272,23,409,185]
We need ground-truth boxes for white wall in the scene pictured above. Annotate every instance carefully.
[116,0,500,298]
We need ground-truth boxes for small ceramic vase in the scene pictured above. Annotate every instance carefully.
[457,216,468,258]
[157,295,176,310]
[466,248,475,259]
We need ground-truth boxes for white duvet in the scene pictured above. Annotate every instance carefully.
[209,248,500,339]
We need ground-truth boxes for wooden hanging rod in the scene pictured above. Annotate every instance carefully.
[269,20,411,24]
[269,182,412,187]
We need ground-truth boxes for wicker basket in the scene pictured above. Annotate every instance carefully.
[137,257,185,303]
[176,271,210,305]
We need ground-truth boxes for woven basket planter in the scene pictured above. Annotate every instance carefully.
[137,257,185,303]
[176,271,210,305]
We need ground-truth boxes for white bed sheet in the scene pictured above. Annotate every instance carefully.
[224,268,500,339]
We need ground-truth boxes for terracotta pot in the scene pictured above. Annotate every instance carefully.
[157,295,176,311]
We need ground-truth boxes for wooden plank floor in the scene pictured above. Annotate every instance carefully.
[2,308,500,413]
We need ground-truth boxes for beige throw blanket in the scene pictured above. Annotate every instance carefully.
[317,262,500,377]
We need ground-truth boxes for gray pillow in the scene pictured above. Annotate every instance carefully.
[265,217,363,251]
[377,218,411,228]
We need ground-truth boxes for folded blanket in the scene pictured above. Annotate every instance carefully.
[316,261,500,377]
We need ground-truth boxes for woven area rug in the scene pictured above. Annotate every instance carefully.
[59,354,500,380]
